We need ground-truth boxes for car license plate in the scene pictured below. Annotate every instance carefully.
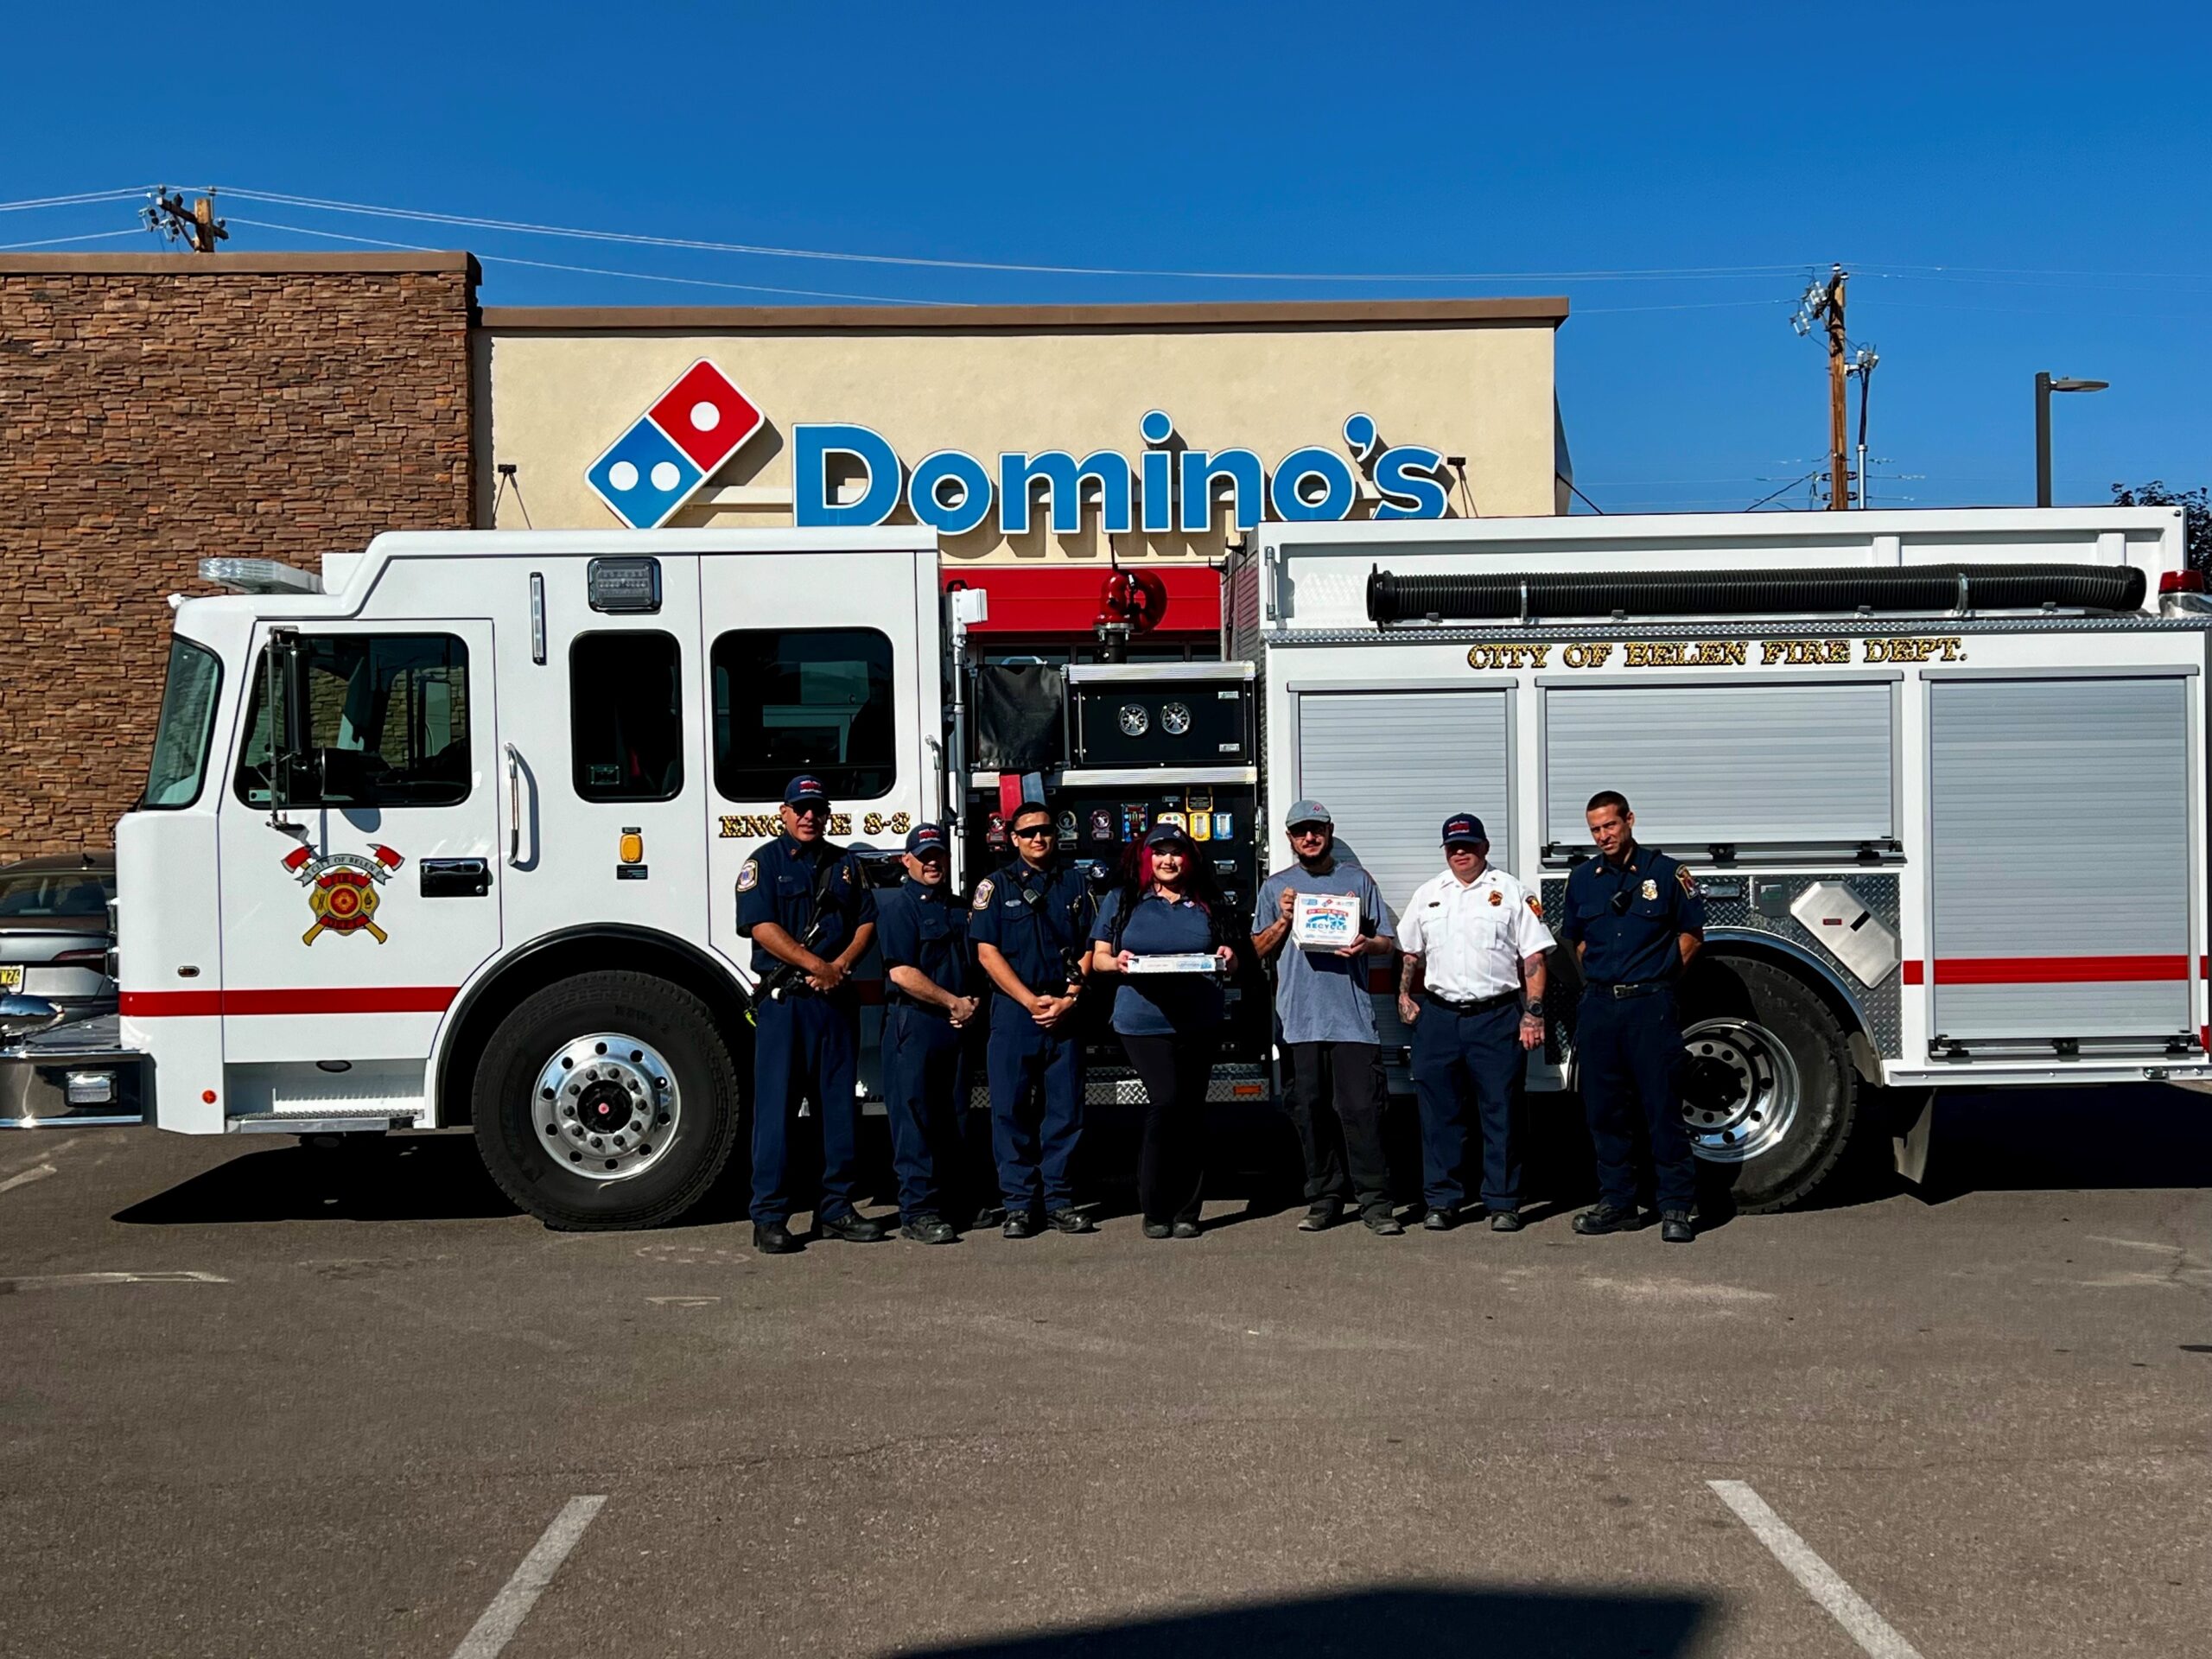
[0,965,20,992]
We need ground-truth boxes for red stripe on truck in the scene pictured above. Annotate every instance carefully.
[122,987,458,1016]
[1904,955,2194,986]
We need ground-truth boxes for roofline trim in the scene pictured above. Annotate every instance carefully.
[0,251,479,276]
[475,296,1571,334]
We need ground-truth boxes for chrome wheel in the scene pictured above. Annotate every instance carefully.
[533,1032,680,1182]
[1679,1017,1800,1163]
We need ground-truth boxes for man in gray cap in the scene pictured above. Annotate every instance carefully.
[1252,800,1399,1234]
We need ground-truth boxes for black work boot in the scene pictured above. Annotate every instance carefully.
[817,1210,888,1243]
[1659,1211,1696,1244]
[753,1220,802,1255]
[1572,1202,1644,1236]
[899,1213,957,1245]
[1489,1209,1525,1233]
[1002,1211,1040,1240]
[1421,1205,1457,1232]
[1298,1199,1342,1233]
[1046,1208,1095,1235]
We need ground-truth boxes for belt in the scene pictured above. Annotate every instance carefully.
[1587,980,1671,999]
[885,990,956,1014]
[1422,988,1519,1014]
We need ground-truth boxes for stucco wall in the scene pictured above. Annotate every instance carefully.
[479,301,1565,563]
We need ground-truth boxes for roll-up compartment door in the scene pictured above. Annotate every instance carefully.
[1542,680,1894,852]
[1294,688,1512,919]
[1294,687,1514,1059]
[1929,676,2194,1042]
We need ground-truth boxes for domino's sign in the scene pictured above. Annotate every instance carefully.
[586,360,1451,532]
[797,410,1451,534]
[588,359,766,529]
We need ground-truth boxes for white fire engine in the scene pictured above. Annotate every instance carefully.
[1,506,2200,1227]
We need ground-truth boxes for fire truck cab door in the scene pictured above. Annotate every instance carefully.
[217,620,503,1073]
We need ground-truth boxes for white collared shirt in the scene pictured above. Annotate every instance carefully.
[1396,864,1557,999]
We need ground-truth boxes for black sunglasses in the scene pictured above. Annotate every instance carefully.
[1010,823,1054,841]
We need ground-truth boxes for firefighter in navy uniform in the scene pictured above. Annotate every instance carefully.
[874,823,981,1245]
[737,775,881,1256]
[1560,790,1707,1244]
[970,799,1097,1238]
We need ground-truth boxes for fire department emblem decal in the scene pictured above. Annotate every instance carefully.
[281,842,404,944]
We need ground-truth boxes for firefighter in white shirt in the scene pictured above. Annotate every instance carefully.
[1395,813,1554,1231]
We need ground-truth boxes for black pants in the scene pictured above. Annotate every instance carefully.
[1119,1031,1212,1225]
[1579,987,1696,1213]
[1282,1040,1391,1217]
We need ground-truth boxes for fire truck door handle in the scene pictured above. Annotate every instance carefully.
[505,742,527,868]
[421,859,491,898]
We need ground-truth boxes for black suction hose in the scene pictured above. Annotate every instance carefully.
[1364,562,2146,624]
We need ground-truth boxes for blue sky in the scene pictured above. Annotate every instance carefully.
[9,1,2204,512]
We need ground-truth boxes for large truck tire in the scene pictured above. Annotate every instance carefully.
[1675,955,1870,1213]
[472,969,742,1230]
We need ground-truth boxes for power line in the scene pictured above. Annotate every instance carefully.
[223,217,958,305]
[0,226,149,252]
[215,186,1823,285]
[0,187,152,214]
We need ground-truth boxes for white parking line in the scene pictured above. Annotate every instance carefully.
[448,1495,606,1659]
[0,1164,58,1194]
[2,1270,232,1292]
[1708,1480,1925,1658]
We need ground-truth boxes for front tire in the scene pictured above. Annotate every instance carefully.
[473,970,741,1230]
[1676,955,1867,1213]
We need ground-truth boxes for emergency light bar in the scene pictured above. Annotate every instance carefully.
[197,557,324,596]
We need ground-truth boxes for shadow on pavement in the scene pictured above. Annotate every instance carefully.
[898,1585,1714,1658]
[1913,1082,2212,1200]
[113,1132,519,1225]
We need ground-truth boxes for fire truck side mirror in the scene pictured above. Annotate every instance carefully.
[266,626,308,835]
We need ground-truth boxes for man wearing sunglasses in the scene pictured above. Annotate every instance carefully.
[736,774,881,1255]
[1396,813,1554,1233]
[971,799,1097,1238]
[1251,801,1399,1236]
[1559,790,1706,1244]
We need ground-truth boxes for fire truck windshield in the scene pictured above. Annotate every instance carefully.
[139,638,225,810]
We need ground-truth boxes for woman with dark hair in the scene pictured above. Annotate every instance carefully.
[1086,822,1237,1238]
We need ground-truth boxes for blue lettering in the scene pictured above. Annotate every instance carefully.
[1269,446,1357,522]
[1140,448,1174,534]
[1178,448,1265,534]
[908,449,995,537]
[1374,444,1449,519]
[794,423,900,528]
[998,450,1135,536]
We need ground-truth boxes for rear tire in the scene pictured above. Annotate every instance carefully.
[1677,955,1867,1213]
[472,969,741,1230]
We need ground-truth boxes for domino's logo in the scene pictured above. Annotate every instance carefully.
[587,359,766,529]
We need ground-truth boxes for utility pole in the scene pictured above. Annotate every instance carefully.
[1792,264,1853,509]
[143,187,228,253]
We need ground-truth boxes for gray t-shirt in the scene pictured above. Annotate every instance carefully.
[1255,861,1394,1045]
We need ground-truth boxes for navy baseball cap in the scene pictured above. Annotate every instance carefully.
[783,774,830,807]
[905,822,950,855]
[1146,820,1195,849]
[1441,813,1487,847]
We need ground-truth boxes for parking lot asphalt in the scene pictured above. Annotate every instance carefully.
[2,1086,2207,1659]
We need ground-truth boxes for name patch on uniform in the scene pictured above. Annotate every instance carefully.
[971,878,994,910]
[736,860,759,893]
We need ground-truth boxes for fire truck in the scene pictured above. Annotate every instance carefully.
[2,505,2202,1229]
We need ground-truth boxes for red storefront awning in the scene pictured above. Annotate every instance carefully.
[939,563,1222,636]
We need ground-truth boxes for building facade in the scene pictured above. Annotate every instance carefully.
[0,253,1567,855]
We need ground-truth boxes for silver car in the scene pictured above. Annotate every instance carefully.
[0,853,118,1018]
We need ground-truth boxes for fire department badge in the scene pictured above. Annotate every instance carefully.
[1488,889,1503,906]
[1640,878,1659,901]
[971,878,995,910]
[281,842,404,945]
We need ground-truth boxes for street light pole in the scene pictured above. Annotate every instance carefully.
[2035,372,2109,508]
